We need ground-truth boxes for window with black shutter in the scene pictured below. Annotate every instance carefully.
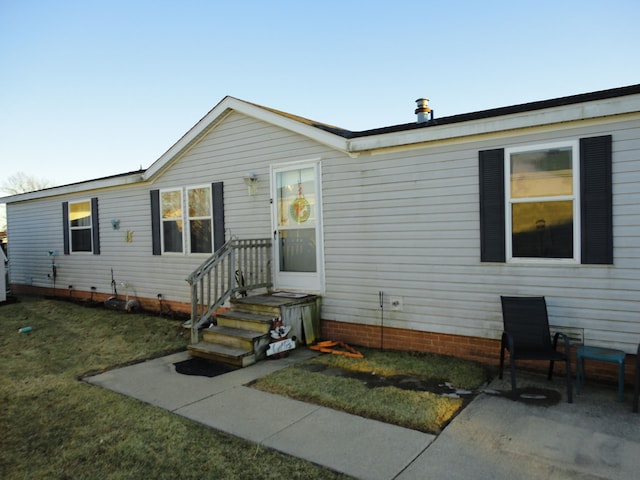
[62,198,100,254]
[151,182,225,255]
[479,135,612,264]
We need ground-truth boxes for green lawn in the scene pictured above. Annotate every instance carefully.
[0,296,350,480]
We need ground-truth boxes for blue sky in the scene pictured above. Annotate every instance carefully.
[1,0,639,188]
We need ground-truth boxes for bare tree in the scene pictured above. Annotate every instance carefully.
[1,172,53,195]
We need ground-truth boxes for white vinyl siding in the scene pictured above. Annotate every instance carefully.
[319,119,640,353]
[4,113,321,305]
[4,109,640,354]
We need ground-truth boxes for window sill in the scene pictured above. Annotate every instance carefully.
[507,257,579,265]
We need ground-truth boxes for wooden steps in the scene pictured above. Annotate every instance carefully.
[188,299,275,367]
[188,293,320,368]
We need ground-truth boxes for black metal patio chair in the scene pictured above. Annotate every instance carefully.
[633,343,639,413]
[499,296,573,403]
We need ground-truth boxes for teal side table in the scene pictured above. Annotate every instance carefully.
[576,345,626,401]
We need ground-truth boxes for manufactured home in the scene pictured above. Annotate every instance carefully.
[2,84,640,372]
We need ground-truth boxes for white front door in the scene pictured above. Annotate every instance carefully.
[271,161,324,293]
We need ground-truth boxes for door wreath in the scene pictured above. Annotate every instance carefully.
[289,183,310,223]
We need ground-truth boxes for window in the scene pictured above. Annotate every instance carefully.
[479,135,612,264]
[506,142,578,260]
[187,187,212,254]
[62,198,100,254]
[161,189,183,253]
[69,201,93,252]
[151,183,224,255]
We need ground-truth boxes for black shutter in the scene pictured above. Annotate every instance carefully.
[212,182,225,251]
[91,197,100,255]
[580,135,613,264]
[62,202,70,255]
[150,190,161,255]
[479,149,506,262]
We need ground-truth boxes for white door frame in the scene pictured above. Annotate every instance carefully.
[270,159,325,294]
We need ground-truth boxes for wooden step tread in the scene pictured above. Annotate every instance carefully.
[189,342,252,357]
[204,325,267,340]
[188,342,256,367]
[232,293,318,308]
[217,310,274,323]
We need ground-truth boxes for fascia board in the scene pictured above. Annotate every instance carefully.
[143,99,235,180]
[0,172,145,204]
[348,94,640,153]
[231,99,351,153]
[144,97,352,182]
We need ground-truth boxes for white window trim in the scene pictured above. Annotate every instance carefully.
[504,140,580,264]
[160,185,214,255]
[68,199,93,254]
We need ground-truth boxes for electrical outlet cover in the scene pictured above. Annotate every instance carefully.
[389,296,403,311]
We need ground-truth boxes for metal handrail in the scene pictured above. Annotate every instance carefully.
[186,238,272,343]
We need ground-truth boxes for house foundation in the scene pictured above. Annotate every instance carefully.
[321,319,639,390]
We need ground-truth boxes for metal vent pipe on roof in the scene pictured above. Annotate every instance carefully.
[415,98,432,123]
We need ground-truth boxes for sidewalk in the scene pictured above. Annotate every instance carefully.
[85,349,640,480]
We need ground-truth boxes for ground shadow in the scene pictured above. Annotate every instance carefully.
[174,357,238,377]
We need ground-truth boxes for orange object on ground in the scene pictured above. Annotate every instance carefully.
[309,340,364,359]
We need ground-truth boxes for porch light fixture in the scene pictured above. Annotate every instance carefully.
[243,173,258,195]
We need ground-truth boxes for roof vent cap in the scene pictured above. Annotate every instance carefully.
[415,98,432,123]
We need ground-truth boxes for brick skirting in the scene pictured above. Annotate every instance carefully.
[9,284,191,315]
[321,318,639,388]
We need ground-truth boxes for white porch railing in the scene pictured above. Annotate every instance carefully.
[186,238,272,343]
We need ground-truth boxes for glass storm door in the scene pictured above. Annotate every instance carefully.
[272,162,324,293]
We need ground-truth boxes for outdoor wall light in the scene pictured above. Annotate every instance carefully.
[111,219,120,230]
[243,173,258,195]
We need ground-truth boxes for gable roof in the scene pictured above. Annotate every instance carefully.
[145,83,640,178]
[349,83,640,138]
[143,96,353,179]
[3,83,640,203]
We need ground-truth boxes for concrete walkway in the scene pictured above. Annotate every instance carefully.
[86,349,640,480]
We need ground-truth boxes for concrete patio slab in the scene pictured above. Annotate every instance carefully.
[398,374,640,480]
